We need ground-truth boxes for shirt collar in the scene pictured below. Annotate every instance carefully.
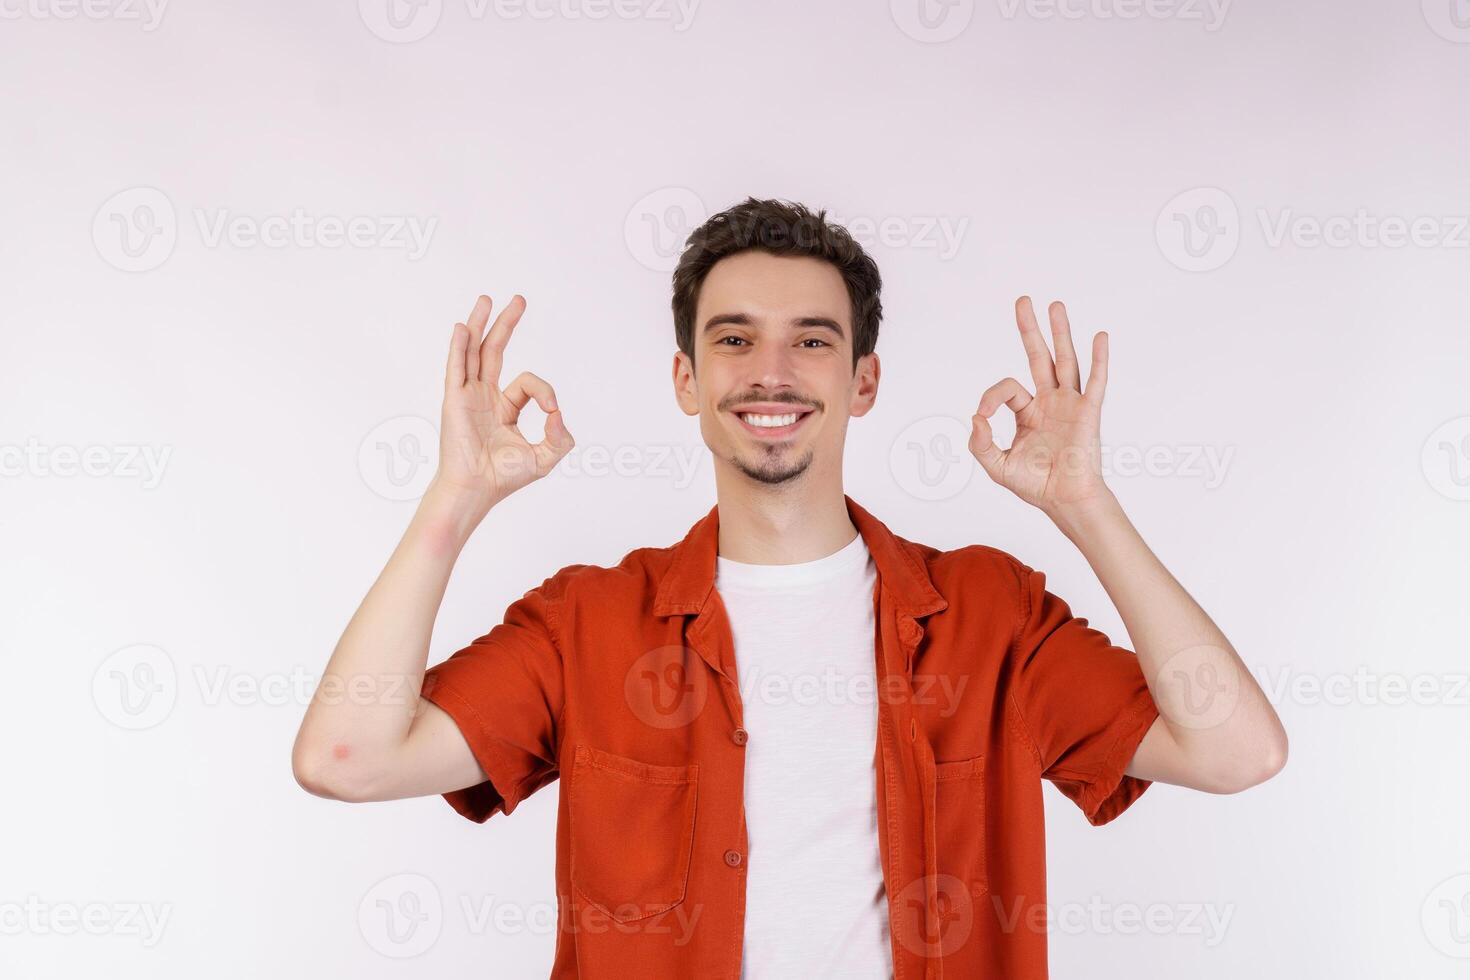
[653,494,948,619]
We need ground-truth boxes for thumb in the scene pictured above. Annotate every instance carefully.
[969,412,1006,480]
[532,409,575,476]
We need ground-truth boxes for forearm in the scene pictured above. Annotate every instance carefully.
[293,482,483,780]
[1050,493,1287,787]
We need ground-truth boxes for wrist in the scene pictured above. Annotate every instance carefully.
[414,478,496,553]
[1044,489,1126,543]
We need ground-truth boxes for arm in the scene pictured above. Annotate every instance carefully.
[291,294,574,803]
[969,296,1287,795]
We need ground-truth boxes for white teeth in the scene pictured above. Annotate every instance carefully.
[740,412,800,428]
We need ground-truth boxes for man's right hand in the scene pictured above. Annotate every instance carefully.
[291,293,574,804]
[431,294,574,524]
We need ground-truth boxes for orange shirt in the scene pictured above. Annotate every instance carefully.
[421,495,1160,979]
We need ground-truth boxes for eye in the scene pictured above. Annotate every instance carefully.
[798,338,830,348]
[717,336,748,347]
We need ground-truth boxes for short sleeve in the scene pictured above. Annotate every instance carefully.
[1005,563,1160,826]
[420,576,567,823]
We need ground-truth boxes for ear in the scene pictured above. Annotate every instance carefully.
[847,352,881,419]
[672,350,700,416]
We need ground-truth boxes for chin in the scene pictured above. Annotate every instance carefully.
[731,447,816,485]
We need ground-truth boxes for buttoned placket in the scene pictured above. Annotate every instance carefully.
[872,575,949,980]
[651,497,950,980]
[684,569,944,980]
[681,584,751,979]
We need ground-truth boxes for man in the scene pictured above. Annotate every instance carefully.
[293,198,1287,978]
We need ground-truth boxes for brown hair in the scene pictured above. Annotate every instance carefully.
[671,197,882,372]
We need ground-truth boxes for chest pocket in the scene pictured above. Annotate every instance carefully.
[569,745,699,923]
[934,754,988,899]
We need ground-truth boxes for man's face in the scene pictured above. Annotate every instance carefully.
[673,251,879,487]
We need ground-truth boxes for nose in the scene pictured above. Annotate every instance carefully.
[744,338,799,392]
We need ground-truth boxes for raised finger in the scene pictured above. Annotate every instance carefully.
[445,322,469,388]
[1048,301,1080,390]
[1015,296,1058,390]
[465,295,493,382]
[1084,330,1109,405]
[480,294,527,386]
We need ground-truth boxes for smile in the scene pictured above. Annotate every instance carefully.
[733,408,813,439]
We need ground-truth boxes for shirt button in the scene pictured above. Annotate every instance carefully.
[731,728,749,746]
[724,849,743,867]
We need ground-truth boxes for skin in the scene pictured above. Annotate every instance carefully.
[292,256,1287,804]
[292,294,573,801]
[969,297,1287,792]
[671,251,880,566]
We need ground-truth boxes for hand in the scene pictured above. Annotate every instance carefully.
[969,297,1112,518]
[429,294,574,520]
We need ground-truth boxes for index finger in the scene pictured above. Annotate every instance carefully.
[479,294,528,387]
[1015,296,1058,390]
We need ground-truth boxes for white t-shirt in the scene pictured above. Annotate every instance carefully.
[715,531,892,979]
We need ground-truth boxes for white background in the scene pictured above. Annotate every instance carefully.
[3,0,1469,976]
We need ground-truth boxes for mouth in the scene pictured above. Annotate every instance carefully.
[731,406,815,441]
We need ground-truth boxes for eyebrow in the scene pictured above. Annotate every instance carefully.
[702,312,846,338]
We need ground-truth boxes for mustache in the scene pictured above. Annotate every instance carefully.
[721,393,821,411]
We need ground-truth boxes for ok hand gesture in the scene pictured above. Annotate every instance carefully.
[968,297,1112,518]
[432,294,574,521]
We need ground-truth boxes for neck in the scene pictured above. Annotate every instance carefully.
[713,480,858,565]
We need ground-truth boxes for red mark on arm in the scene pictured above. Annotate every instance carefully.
[331,743,350,761]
